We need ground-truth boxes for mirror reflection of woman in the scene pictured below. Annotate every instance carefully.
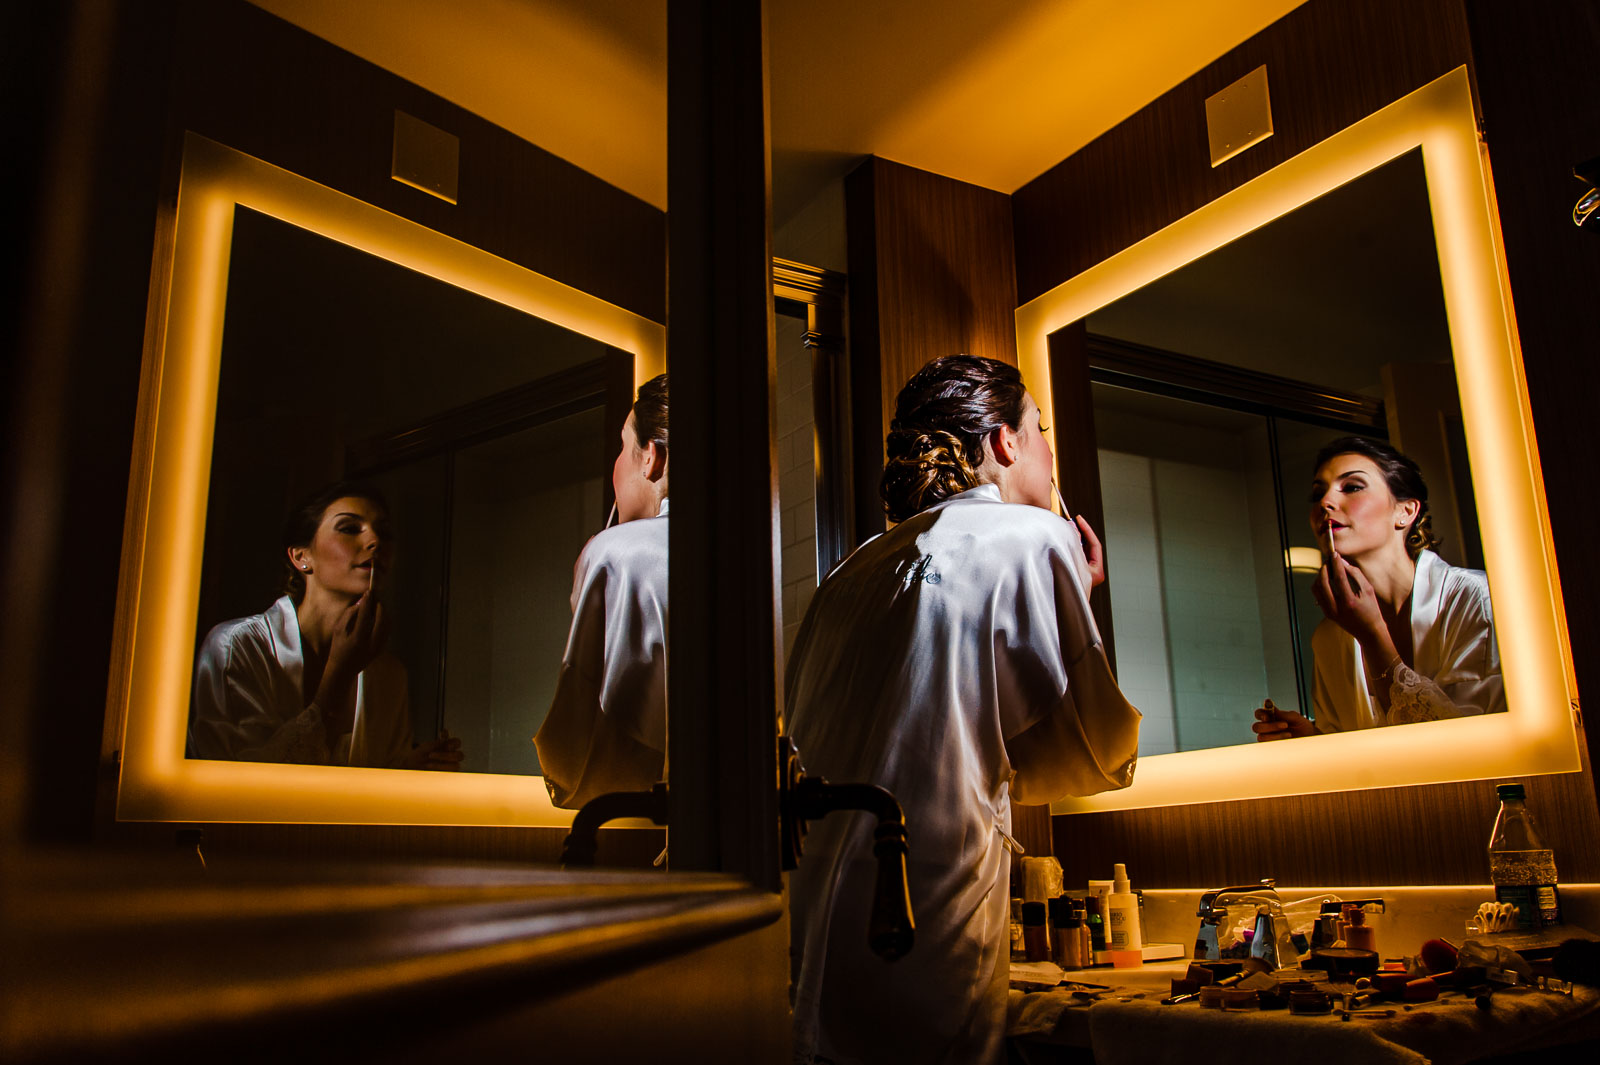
[534,374,669,809]
[786,356,1141,1065]
[1255,437,1504,740]
[189,483,462,769]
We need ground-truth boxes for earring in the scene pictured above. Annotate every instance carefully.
[301,564,310,572]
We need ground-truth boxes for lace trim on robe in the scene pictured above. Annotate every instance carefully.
[1385,662,1465,725]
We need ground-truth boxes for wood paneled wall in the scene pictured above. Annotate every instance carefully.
[1013,0,1475,305]
[1010,0,1600,887]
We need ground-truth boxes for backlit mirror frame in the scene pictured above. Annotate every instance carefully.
[111,133,665,826]
[1017,68,1581,813]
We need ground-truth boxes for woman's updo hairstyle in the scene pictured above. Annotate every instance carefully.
[632,373,669,452]
[281,480,389,601]
[880,355,1027,523]
[1314,435,1441,558]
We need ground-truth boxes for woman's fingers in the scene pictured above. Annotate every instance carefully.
[1074,514,1103,563]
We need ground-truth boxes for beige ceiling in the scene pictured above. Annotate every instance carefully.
[250,0,1305,219]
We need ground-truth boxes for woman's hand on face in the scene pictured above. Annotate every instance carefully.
[402,730,463,771]
[325,579,389,689]
[1252,698,1318,741]
[1074,515,1107,589]
[1312,549,1389,647]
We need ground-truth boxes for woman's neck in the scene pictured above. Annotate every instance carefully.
[1347,541,1417,617]
[295,585,353,659]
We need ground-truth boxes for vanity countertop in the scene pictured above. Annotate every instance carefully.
[1008,884,1600,1063]
[1009,981,1600,1065]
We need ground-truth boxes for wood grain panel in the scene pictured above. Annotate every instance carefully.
[1017,0,1600,888]
[1013,0,1475,304]
[172,0,664,322]
[846,156,1020,435]
[1053,755,1600,889]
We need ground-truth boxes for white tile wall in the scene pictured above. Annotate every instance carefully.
[1099,443,1281,755]
[1099,450,1178,756]
[776,314,817,666]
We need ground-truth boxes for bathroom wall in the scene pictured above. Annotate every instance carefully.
[1014,0,1600,886]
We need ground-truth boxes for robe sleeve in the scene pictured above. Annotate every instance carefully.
[189,626,330,764]
[1310,621,1356,734]
[534,540,665,809]
[1431,581,1505,717]
[1003,522,1141,805]
[355,658,417,769]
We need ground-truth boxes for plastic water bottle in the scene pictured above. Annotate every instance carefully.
[1488,782,1561,929]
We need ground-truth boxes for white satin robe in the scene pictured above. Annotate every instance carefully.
[189,595,414,767]
[1312,549,1504,731]
[785,484,1142,1065]
[534,501,668,809]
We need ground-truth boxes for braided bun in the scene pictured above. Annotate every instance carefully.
[878,355,1028,523]
[881,428,982,524]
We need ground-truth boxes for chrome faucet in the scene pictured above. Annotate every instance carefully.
[1194,878,1308,970]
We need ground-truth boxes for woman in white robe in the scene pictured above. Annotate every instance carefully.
[535,374,669,809]
[189,483,460,769]
[786,356,1142,1065]
[1254,437,1504,739]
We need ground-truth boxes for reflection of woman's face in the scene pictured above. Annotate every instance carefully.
[295,496,393,599]
[613,412,663,523]
[1009,393,1057,511]
[1308,454,1406,559]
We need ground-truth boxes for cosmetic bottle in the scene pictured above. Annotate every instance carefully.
[1022,901,1050,962]
[1083,895,1107,953]
[1107,863,1144,951]
[1010,898,1027,961]
[1050,897,1085,969]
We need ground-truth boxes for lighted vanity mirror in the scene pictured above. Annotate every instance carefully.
[113,133,664,826]
[1017,67,1581,811]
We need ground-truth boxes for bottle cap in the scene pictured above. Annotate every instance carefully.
[1022,901,1047,925]
[1048,896,1070,925]
[1113,863,1131,893]
[1496,783,1526,801]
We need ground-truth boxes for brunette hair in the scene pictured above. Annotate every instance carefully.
[1313,436,1441,558]
[281,480,389,601]
[880,355,1027,523]
[632,373,669,451]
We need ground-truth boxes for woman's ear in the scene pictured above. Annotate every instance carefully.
[287,546,310,573]
[643,441,667,483]
[988,424,1021,468]
[1395,497,1422,528]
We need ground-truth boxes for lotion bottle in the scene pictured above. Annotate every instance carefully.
[1106,863,1144,952]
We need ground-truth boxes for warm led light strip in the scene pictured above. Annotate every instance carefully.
[1016,68,1580,813]
[115,133,664,826]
